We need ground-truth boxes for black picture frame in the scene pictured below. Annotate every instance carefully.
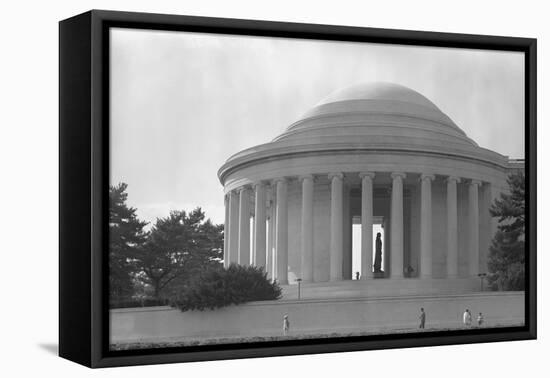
[59,9,537,368]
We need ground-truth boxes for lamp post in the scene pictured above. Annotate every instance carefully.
[477,273,487,291]
[295,278,302,300]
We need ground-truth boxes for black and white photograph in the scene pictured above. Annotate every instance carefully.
[107,26,527,351]
[3,0,547,375]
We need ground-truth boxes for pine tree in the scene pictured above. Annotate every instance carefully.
[488,172,525,290]
[135,208,223,299]
[109,183,148,302]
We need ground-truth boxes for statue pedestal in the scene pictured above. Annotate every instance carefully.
[373,271,386,279]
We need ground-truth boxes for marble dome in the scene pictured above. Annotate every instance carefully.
[275,82,476,147]
[218,82,507,184]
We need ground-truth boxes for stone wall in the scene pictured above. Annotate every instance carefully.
[110,292,524,344]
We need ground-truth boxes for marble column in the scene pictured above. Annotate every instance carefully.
[300,175,314,283]
[253,182,267,269]
[329,172,344,281]
[223,194,229,268]
[343,187,352,280]
[275,178,288,285]
[238,187,251,266]
[383,217,391,275]
[266,191,275,280]
[359,172,375,279]
[446,176,460,277]
[469,180,481,276]
[420,174,435,278]
[251,214,255,265]
[390,172,406,279]
[228,190,240,264]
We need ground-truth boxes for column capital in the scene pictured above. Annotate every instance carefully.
[359,172,376,180]
[272,177,287,185]
[238,185,251,193]
[420,173,435,182]
[253,181,268,190]
[298,174,314,182]
[446,175,461,184]
[470,179,482,187]
[328,172,344,180]
[391,172,406,180]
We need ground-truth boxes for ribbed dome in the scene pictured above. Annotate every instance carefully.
[274,82,477,148]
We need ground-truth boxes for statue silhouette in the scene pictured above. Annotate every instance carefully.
[374,232,382,272]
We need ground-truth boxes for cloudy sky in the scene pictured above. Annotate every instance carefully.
[110,27,524,226]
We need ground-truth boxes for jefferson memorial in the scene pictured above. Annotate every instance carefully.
[218,82,523,296]
[109,82,526,344]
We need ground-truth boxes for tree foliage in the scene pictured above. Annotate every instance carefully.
[172,264,282,312]
[135,208,224,299]
[487,172,525,291]
[109,183,148,301]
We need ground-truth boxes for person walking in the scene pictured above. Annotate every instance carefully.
[419,308,426,329]
[283,314,290,336]
[463,309,472,327]
[477,312,484,326]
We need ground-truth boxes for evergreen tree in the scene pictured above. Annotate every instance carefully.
[488,172,525,290]
[109,183,148,301]
[135,208,223,299]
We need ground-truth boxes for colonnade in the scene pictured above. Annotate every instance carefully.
[223,172,485,285]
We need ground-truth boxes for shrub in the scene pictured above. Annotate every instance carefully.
[171,264,282,312]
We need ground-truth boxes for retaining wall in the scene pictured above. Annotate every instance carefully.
[110,292,524,343]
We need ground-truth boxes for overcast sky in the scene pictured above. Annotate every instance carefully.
[110,28,524,226]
